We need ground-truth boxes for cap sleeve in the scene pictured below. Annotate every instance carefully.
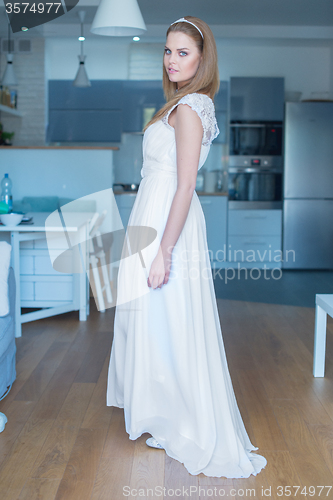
[162,93,220,146]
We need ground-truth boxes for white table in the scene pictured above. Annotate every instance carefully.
[0,211,94,338]
[313,294,333,377]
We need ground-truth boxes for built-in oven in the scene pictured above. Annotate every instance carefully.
[228,168,282,203]
[228,122,283,208]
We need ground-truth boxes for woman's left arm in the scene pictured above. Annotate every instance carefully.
[147,103,203,289]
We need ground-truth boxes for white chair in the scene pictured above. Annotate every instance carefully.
[313,294,333,377]
[88,210,113,312]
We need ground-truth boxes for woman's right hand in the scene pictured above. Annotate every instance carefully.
[147,245,173,289]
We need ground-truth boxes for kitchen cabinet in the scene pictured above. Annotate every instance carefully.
[122,81,165,133]
[47,80,231,143]
[47,80,123,142]
[198,195,227,267]
[230,77,284,122]
[228,209,282,266]
[49,80,123,109]
[122,80,229,136]
[114,193,228,269]
[213,81,228,144]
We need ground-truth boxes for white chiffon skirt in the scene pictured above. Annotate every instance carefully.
[107,170,267,478]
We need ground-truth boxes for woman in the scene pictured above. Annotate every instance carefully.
[107,16,267,478]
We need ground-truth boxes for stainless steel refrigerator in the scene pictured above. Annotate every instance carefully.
[283,101,333,269]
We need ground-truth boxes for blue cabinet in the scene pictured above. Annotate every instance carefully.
[122,81,165,133]
[47,80,123,142]
[114,193,228,269]
[48,109,122,142]
[198,195,228,266]
[213,81,228,144]
[47,80,231,143]
[228,209,282,266]
[48,80,123,109]
[230,77,284,122]
[214,81,228,112]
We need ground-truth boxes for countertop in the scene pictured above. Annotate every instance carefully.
[196,191,228,196]
[113,189,228,196]
[0,211,95,231]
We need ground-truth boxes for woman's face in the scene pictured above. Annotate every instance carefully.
[164,31,202,89]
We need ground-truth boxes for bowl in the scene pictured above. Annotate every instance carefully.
[0,213,24,226]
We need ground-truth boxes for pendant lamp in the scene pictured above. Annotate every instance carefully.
[90,0,146,36]
[73,11,91,87]
[1,20,18,86]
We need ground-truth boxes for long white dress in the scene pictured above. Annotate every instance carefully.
[107,93,267,478]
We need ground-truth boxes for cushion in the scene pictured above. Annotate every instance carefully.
[58,197,97,212]
[21,196,59,212]
[0,242,11,316]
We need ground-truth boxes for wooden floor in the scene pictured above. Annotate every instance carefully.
[0,297,333,500]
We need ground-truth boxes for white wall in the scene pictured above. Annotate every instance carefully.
[216,41,332,98]
[0,148,114,200]
[45,37,131,80]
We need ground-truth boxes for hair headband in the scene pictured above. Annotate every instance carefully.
[170,17,204,40]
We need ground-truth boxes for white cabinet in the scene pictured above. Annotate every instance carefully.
[20,238,75,306]
[228,209,282,267]
[198,195,228,267]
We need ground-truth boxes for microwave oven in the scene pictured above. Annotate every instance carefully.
[229,122,283,157]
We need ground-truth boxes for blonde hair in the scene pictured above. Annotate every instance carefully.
[143,16,219,132]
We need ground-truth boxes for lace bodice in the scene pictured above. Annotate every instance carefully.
[141,92,219,179]
[161,92,220,147]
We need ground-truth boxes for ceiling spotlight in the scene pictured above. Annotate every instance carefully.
[133,36,140,41]
[21,27,29,31]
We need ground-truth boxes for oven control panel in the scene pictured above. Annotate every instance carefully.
[229,156,283,169]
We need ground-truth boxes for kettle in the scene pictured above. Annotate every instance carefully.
[204,170,218,193]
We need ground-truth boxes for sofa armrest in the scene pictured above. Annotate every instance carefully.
[8,267,16,322]
[0,265,16,398]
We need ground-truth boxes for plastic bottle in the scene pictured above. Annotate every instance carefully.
[1,173,13,212]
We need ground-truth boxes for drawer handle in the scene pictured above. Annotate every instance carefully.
[244,216,267,219]
[243,241,267,245]
[200,200,212,205]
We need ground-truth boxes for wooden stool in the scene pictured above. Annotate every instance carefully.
[313,294,333,377]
